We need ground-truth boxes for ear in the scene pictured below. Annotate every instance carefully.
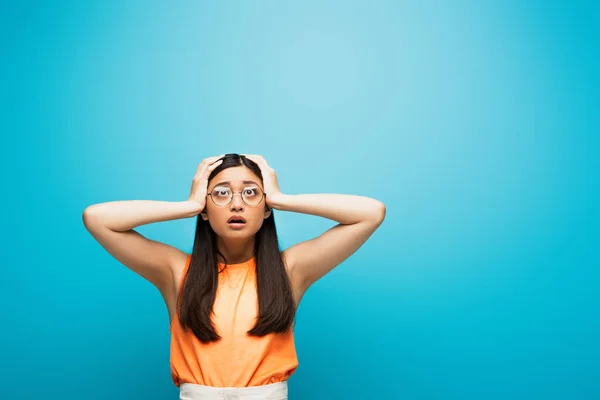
[264,207,272,219]
[201,210,209,221]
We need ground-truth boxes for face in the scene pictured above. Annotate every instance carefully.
[202,166,271,238]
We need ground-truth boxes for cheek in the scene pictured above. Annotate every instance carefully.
[245,212,265,230]
[255,213,269,228]
[205,208,225,229]
[207,218,222,234]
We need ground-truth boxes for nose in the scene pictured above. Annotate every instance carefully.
[230,193,244,210]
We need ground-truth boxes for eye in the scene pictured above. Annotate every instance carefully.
[213,187,231,197]
[244,187,258,196]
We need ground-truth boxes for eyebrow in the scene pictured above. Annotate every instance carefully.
[213,180,260,187]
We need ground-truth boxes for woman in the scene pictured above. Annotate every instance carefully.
[82,153,386,399]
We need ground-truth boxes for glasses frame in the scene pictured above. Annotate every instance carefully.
[207,186,266,207]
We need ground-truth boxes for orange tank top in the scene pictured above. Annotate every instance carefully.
[169,254,298,388]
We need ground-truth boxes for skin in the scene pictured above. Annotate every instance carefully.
[82,153,386,325]
[201,165,272,265]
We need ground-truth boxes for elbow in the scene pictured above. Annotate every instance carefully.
[377,202,386,223]
[82,205,100,228]
[369,201,386,225]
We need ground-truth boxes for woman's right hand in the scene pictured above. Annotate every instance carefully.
[188,154,225,214]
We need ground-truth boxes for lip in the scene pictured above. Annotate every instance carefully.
[227,222,246,230]
[227,215,246,223]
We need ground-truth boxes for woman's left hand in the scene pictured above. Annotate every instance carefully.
[241,154,283,208]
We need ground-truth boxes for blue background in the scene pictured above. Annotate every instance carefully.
[2,1,598,399]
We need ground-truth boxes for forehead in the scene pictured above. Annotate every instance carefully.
[210,166,261,187]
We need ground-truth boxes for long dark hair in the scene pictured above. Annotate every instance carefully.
[175,153,296,343]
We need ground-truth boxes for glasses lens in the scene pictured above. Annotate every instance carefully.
[211,188,232,206]
[242,186,263,206]
[211,187,264,206]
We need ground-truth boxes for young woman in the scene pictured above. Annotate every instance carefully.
[82,153,386,400]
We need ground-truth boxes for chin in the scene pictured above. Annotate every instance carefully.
[218,225,256,237]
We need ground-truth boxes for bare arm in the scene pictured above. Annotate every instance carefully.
[239,154,386,299]
[82,200,202,292]
[273,193,386,293]
[82,155,224,294]
[84,200,201,231]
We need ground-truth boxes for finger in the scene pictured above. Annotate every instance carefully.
[204,159,223,174]
[251,155,268,166]
[198,156,219,170]
[196,158,223,178]
[209,159,223,168]
[209,154,226,164]
[255,156,271,169]
[195,159,211,175]
[242,154,262,165]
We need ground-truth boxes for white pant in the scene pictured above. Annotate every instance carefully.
[179,381,288,400]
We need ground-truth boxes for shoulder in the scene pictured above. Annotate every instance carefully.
[170,251,191,276]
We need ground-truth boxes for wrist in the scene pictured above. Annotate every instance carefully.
[268,192,288,210]
[183,199,204,217]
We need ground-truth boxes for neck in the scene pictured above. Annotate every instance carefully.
[216,235,256,264]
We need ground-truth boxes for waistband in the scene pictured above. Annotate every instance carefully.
[179,381,288,400]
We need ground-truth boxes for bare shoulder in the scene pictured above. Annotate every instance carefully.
[170,248,190,277]
[82,211,189,296]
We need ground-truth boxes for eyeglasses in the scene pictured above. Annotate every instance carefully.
[207,186,266,207]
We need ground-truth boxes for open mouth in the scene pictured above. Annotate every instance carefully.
[228,221,246,230]
[227,216,246,225]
